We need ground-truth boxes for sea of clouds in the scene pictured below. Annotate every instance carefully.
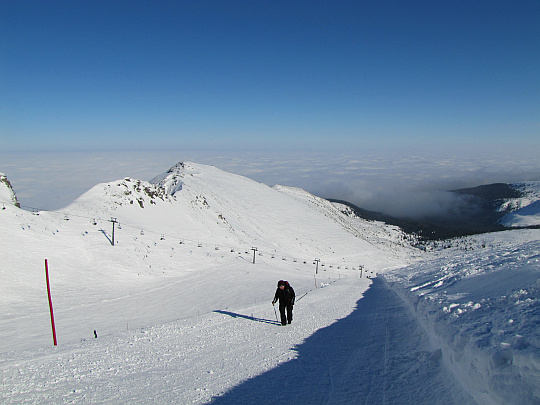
[1,148,540,220]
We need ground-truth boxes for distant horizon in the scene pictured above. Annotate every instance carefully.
[2,147,540,220]
[2,1,538,218]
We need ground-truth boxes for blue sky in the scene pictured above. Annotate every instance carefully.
[2,0,538,153]
[1,1,539,213]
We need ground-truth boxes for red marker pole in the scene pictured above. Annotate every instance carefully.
[44,259,57,346]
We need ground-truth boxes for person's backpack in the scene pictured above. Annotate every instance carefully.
[285,281,295,304]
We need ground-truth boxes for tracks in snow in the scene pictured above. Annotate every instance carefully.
[212,278,475,404]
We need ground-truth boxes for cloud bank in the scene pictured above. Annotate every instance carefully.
[1,148,540,220]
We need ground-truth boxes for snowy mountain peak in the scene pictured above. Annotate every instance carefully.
[0,172,20,208]
[149,161,196,196]
[39,161,414,272]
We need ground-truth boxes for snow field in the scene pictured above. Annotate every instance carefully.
[3,163,539,403]
[1,275,370,404]
[0,207,354,353]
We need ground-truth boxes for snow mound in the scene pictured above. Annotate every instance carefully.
[149,161,189,195]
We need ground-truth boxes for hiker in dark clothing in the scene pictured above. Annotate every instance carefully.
[272,280,295,325]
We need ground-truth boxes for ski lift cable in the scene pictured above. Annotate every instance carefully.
[16,205,355,270]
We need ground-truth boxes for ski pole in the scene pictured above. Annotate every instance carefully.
[273,304,279,323]
[296,292,308,303]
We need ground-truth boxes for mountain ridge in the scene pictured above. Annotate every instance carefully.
[331,181,540,240]
[3,164,539,240]
[0,172,20,208]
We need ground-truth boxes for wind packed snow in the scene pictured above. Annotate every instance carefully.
[0,162,538,404]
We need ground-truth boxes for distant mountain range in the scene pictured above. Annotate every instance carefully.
[330,182,540,240]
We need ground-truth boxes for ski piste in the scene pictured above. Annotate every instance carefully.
[1,163,539,404]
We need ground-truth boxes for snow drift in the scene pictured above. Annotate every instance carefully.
[385,230,540,404]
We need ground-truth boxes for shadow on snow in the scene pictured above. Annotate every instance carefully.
[99,228,113,246]
[214,310,280,326]
[209,278,474,405]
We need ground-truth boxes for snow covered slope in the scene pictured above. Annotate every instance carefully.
[499,182,540,227]
[0,162,413,353]
[385,230,540,405]
[1,163,538,404]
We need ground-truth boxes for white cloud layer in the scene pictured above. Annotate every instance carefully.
[1,148,540,219]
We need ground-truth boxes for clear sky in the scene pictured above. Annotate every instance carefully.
[1,1,539,215]
[2,0,538,153]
